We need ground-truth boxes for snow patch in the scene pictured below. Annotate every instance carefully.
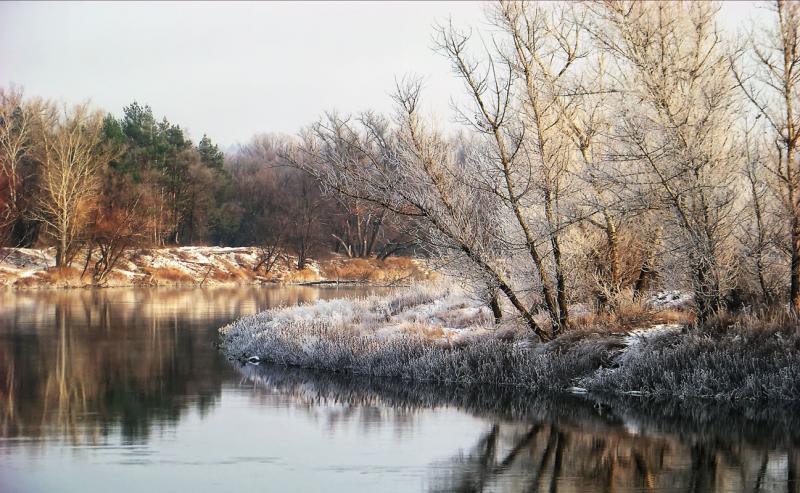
[648,290,693,308]
[623,324,682,349]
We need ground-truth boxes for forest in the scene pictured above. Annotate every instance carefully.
[2,0,800,336]
[0,98,412,273]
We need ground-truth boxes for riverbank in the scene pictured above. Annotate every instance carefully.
[0,247,431,289]
[219,285,800,401]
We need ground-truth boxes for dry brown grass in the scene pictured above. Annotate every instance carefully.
[569,304,694,334]
[1,247,434,288]
[574,305,800,337]
[702,308,800,338]
[320,257,372,282]
[281,267,322,284]
[210,258,255,281]
[150,267,194,283]
[12,273,45,288]
[103,270,136,284]
[654,308,695,325]
[45,266,82,282]
[319,256,431,285]
[399,323,446,341]
[12,266,86,288]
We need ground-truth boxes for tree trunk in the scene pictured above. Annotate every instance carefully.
[693,255,721,328]
[489,291,502,324]
[56,233,67,268]
[552,236,569,334]
[633,226,661,301]
[748,164,772,305]
[789,154,800,311]
[544,189,568,335]
[784,0,799,311]
[604,211,620,293]
[458,244,550,341]
[80,246,93,280]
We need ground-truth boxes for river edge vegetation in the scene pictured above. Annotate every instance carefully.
[0,247,431,289]
[4,2,800,397]
[219,0,800,403]
[220,284,800,401]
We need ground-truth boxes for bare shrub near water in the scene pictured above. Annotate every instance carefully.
[220,286,800,400]
[583,313,800,400]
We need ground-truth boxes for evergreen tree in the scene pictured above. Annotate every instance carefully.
[198,134,224,170]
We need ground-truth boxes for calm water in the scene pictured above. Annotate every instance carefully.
[1,286,799,493]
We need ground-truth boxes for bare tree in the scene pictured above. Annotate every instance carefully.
[329,197,387,258]
[741,122,780,305]
[85,195,146,285]
[0,86,45,246]
[595,1,742,325]
[32,103,116,267]
[632,221,662,301]
[428,3,600,335]
[294,81,554,340]
[293,2,646,339]
[226,134,336,271]
[731,0,800,309]
[286,168,327,270]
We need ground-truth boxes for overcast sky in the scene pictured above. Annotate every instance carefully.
[1,1,770,148]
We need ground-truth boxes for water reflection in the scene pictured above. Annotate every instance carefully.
[237,364,800,492]
[0,286,798,492]
[0,286,377,445]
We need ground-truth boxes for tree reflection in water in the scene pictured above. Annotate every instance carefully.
[1,286,799,492]
[0,286,378,445]
[237,363,800,493]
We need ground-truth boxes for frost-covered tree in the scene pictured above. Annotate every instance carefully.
[294,80,555,340]
[732,0,800,310]
[594,1,743,325]
[432,2,591,335]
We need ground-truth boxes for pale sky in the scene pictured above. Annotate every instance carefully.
[0,1,770,148]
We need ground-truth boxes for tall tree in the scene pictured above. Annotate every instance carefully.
[596,0,742,325]
[0,87,44,246]
[296,86,553,341]
[732,0,800,310]
[33,103,117,267]
[198,134,224,170]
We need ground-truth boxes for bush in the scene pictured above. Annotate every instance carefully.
[219,287,800,401]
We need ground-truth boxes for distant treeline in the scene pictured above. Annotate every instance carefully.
[0,94,412,271]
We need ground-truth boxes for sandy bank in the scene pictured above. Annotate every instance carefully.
[0,247,431,289]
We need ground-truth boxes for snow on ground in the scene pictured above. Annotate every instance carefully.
[0,248,56,283]
[0,246,429,288]
[0,247,55,270]
[219,284,800,401]
[221,284,691,359]
[649,290,693,309]
[220,282,498,355]
[623,324,683,349]
[219,284,745,397]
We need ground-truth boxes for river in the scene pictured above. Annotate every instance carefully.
[0,286,798,492]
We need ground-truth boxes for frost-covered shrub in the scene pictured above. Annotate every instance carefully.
[220,286,800,401]
[221,286,620,390]
[581,326,800,400]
